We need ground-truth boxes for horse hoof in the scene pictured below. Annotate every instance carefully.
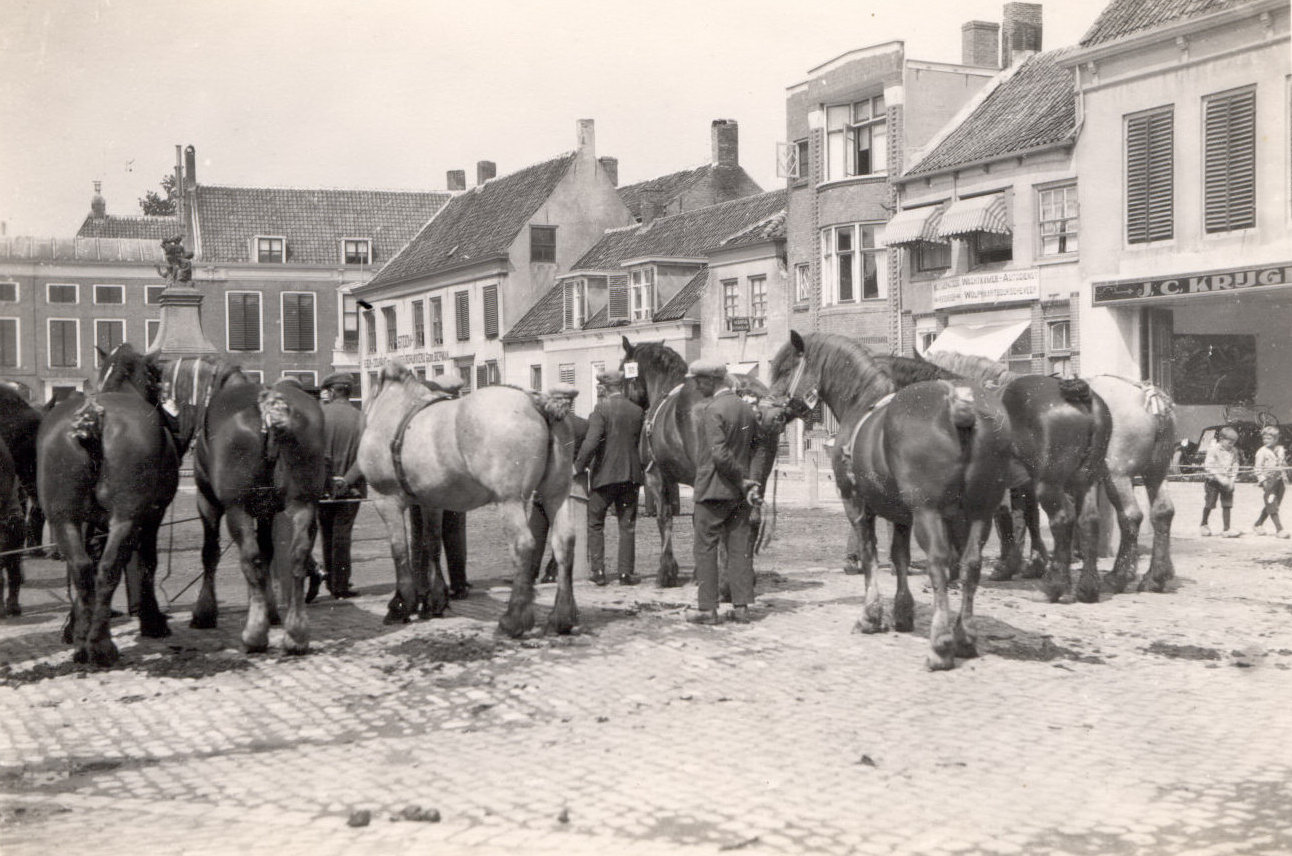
[190,614,217,630]
[656,573,680,589]
[1138,576,1166,594]
[955,639,979,659]
[497,615,532,639]
[987,562,1014,582]
[852,619,886,635]
[926,654,956,672]
[140,618,171,639]
[90,641,120,668]
[282,638,310,656]
[3,603,19,617]
[72,647,89,664]
[383,611,411,626]
[242,633,270,653]
[1075,585,1101,605]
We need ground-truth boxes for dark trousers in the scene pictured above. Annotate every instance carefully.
[318,499,360,592]
[441,510,468,590]
[1256,479,1285,530]
[587,482,638,578]
[693,498,753,611]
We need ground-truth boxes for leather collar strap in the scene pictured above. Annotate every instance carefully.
[389,397,444,498]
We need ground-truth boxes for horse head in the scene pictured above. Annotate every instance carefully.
[768,330,822,422]
[619,336,685,409]
[769,331,894,422]
[97,343,164,404]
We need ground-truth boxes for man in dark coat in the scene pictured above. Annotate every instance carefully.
[317,372,366,599]
[574,369,644,585]
[688,358,760,625]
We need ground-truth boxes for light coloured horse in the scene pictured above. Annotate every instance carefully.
[359,362,578,637]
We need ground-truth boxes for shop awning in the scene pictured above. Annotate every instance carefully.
[937,194,1010,238]
[925,319,1030,362]
[881,205,944,246]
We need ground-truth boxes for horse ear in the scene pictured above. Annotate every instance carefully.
[95,345,108,361]
[790,330,805,356]
[621,335,634,358]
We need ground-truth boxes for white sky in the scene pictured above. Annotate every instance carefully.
[0,0,1102,237]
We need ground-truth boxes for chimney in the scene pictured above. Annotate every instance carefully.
[1001,2,1042,67]
[639,189,661,226]
[476,160,497,185]
[446,170,466,191]
[711,119,739,167]
[598,156,619,187]
[184,145,197,191]
[961,20,1000,68]
[577,118,596,157]
[90,180,106,218]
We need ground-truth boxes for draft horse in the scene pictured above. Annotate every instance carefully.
[360,362,579,637]
[0,384,42,615]
[769,331,1016,670]
[619,337,786,587]
[37,344,179,665]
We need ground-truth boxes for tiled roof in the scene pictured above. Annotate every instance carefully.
[907,48,1079,176]
[193,186,452,265]
[77,214,181,240]
[366,153,576,288]
[655,267,709,322]
[573,190,787,271]
[0,236,163,262]
[617,165,712,220]
[500,282,565,343]
[718,210,786,250]
[1079,0,1259,46]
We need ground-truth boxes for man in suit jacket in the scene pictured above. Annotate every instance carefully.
[574,369,645,585]
[688,358,760,625]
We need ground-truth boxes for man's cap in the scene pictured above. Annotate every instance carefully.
[321,372,356,389]
[1261,425,1281,438]
[427,376,464,394]
[687,358,727,379]
[1219,426,1239,440]
[548,384,579,398]
[596,369,625,385]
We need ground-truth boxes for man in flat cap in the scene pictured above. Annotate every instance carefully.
[314,372,365,600]
[688,358,760,625]
[574,368,645,585]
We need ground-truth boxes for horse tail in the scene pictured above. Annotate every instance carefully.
[258,389,293,433]
[68,397,107,454]
[1058,377,1093,406]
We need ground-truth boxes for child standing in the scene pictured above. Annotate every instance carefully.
[1252,425,1289,538]
[1200,426,1241,537]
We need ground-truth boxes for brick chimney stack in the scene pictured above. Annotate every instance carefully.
[90,181,106,218]
[1002,2,1043,67]
[711,119,739,167]
[476,160,497,186]
[598,156,619,187]
[577,118,596,157]
[184,145,197,191]
[961,20,1001,68]
[446,170,466,191]
[639,189,661,226]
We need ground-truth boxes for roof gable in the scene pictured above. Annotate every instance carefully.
[907,48,1079,176]
[367,153,576,288]
[194,186,451,266]
[1079,0,1260,46]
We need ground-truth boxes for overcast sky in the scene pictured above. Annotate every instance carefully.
[0,0,1101,237]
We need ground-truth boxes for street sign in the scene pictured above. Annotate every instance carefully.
[729,317,751,332]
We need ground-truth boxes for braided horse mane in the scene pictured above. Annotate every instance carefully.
[768,332,894,415]
[919,350,1017,386]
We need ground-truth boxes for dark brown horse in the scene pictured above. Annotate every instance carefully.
[189,370,326,654]
[619,337,786,587]
[38,344,179,665]
[0,384,41,615]
[0,437,23,616]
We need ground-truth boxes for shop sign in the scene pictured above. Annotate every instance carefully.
[1092,262,1292,304]
[361,350,449,369]
[932,268,1040,310]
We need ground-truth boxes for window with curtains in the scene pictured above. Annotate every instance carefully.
[48,319,78,367]
[821,223,885,303]
[1126,107,1174,244]
[1038,184,1079,256]
[382,306,397,350]
[226,292,262,351]
[825,94,887,180]
[722,279,740,331]
[483,285,499,339]
[430,297,443,345]
[94,319,124,365]
[1203,87,1256,233]
[630,267,656,321]
[455,291,470,340]
[364,310,376,354]
[0,318,18,367]
[749,276,767,329]
[281,292,315,352]
[412,300,425,347]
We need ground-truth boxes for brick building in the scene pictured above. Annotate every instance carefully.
[616,120,765,222]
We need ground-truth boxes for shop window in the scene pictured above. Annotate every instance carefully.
[1171,334,1256,405]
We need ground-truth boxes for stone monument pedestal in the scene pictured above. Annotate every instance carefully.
[147,283,217,357]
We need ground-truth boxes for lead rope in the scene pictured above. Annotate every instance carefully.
[755,464,778,553]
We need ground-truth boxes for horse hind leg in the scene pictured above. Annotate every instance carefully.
[541,495,579,636]
[1,512,22,616]
[256,517,281,627]
[1036,483,1075,604]
[1073,480,1103,605]
[846,498,887,634]
[1139,475,1175,593]
[912,508,956,671]
[372,495,415,624]
[87,516,141,667]
[1100,474,1141,594]
[278,500,314,655]
[56,520,97,661]
[889,518,916,634]
[134,516,170,638]
[226,507,271,653]
[952,517,990,660]
[498,501,539,638]
[652,474,681,588]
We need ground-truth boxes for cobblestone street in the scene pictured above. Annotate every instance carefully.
[2,480,1291,856]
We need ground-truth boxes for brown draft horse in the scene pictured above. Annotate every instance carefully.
[619,337,786,587]
[922,350,1113,604]
[360,363,578,637]
[186,367,326,654]
[924,352,1175,594]
[0,384,42,615]
[769,331,1016,670]
[37,344,179,665]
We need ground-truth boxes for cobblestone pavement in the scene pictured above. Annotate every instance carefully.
[1,480,1291,856]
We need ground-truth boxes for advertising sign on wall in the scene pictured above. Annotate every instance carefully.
[932,268,1040,310]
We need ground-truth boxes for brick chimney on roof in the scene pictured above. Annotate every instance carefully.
[711,119,739,168]
[447,170,466,191]
[639,189,661,226]
[477,160,496,185]
[598,156,618,187]
[1002,2,1042,67]
[90,181,106,218]
[962,20,1000,68]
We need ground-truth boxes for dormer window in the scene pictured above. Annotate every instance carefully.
[256,236,285,264]
[343,238,372,266]
[630,266,656,321]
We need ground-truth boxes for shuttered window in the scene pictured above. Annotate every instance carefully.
[1204,88,1256,233]
[563,279,586,330]
[606,273,630,321]
[382,306,397,350]
[94,320,125,364]
[558,363,575,385]
[227,292,262,351]
[455,291,470,341]
[48,319,78,367]
[476,364,490,389]
[364,310,376,353]
[1126,108,1174,244]
[483,285,499,339]
[430,297,443,345]
[0,319,17,367]
[281,292,315,352]
[412,300,425,347]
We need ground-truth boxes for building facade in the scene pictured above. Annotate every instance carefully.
[1064,0,1291,441]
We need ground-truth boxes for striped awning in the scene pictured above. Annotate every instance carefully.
[937,194,1010,238]
[881,205,945,246]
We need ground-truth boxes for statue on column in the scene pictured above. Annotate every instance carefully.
[157,235,194,285]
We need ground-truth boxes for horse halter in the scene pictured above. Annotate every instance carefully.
[782,355,819,422]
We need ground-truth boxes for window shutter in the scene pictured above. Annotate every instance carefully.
[228,293,260,351]
[483,285,499,339]
[455,291,470,340]
[1204,90,1256,233]
[1126,110,1173,244]
[562,282,575,330]
[0,319,17,367]
[282,294,314,351]
[476,364,489,389]
[607,273,630,321]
